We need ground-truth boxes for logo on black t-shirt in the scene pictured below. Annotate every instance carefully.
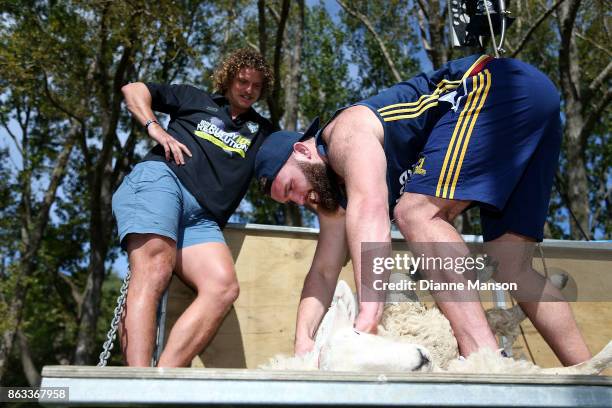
[246,121,259,134]
[194,119,252,158]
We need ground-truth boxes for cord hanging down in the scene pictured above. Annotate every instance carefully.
[448,0,514,56]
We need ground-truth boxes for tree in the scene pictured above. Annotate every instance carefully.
[338,0,421,97]
[0,0,222,375]
[0,72,79,383]
[504,0,610,239]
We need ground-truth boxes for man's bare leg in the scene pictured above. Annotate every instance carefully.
[487,232,591,366]
[394,192,499,357]
[157,242,239,367]
[121,233,176,366]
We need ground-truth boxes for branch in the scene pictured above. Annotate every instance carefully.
[32,122,79,243]
[579,86,611,146]
[416,0,429,21]
[336,0,402,82]
[575,31,612,58]
[0,117,24,157]
[511,0,567,57]
[42,72,84,125]
[266,3,281,23]
[111,122,139,190]
[416,7,432,52]
[246,40,260,52]
[589,60,612,93]
[57,272,84,314]
[79,124,92,174]
[558,0,581,50]
[258,0,267,56]
[99,31,136,170]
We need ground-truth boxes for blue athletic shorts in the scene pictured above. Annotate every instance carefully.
[403,58,562,241]
[112,161,225,250]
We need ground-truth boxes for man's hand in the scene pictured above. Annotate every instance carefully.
[148,124,192,165]
[354,302,383,334]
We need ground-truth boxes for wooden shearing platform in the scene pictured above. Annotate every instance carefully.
[40,365,612,407]
[39,226,612,406]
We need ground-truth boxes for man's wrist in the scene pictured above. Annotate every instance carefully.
[359,302,383,319]
[144,119,159,130]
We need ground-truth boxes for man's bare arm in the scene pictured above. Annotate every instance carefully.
[121,82,191,165]
[294,209,348,355]
[324,105,390,333]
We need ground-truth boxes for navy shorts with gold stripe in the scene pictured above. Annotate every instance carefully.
[402,58,561,241]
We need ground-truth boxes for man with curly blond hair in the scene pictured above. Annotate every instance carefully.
[213,47,274,98]
[113,48,273,367]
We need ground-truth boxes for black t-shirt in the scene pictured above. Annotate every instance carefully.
[143,83,272,227]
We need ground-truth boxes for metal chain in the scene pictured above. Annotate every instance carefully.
[97,267,131,367]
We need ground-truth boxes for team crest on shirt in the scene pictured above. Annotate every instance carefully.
[413,157,427,175]
[246,121,259,134]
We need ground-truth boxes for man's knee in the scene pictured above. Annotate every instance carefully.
[202,273,240,307]
[393,193,434,231]
[127,234,175,294]
[189,259,240,306]
[394,193,469,231]
[220,279,240,306]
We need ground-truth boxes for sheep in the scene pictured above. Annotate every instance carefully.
[261,279,612,375]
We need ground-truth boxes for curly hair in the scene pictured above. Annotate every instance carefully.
[212,48,274,99]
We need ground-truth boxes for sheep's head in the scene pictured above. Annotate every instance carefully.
[317,280,433,372]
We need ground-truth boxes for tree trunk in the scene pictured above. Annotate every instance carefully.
[267,0,290,129]
[418,1,450,68]
[73,190,110,364]
[72,16,138,363]
[17,330,40,387]
[0,123,77,384]
[558,0,590,239]
[283,0,304,132]
[280,0,305,227]
[0,259,34,385]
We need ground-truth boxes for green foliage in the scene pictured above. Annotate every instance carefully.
[340,0,420,97]
[300,3,351,123]
[505,0,610,239]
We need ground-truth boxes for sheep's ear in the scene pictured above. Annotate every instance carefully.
[312,280,351,352]
[334,280,357,323]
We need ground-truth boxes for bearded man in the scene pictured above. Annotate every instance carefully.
[254,54,591,365]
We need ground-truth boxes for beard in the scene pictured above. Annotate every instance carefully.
[297,161,341,214]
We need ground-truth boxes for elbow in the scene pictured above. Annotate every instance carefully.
[121,82,148,112]
[121,82,145,98]
[121,83,132,96]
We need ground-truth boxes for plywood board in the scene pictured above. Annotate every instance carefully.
[165,226,611,374]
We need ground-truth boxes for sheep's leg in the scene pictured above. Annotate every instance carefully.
[540,341,612,375]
